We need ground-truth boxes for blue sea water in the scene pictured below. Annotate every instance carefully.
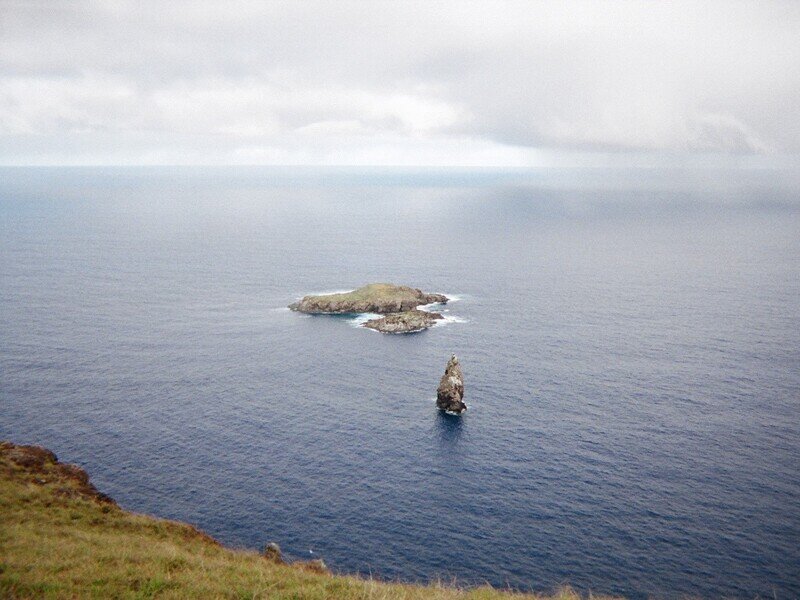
[1,166,799,599]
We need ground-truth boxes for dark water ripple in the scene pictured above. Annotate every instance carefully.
[1,167,799,599]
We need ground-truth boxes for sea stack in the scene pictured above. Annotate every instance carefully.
[437,354,466,413]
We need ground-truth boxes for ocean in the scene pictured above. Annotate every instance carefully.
[1,166,798,598]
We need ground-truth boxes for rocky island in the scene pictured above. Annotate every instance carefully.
[363,309,443,333]
[289,283,449,334]
[437,354,466,413]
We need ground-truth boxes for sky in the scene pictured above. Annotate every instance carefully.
[1,0,799,166]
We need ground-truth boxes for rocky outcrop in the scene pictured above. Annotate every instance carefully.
[0,441,117,505]
[263,542,329,573]
[263,542,286,564]
[436,354,466,413]
[363,309,444,333]
[289,283,447,315]
[294,558,331,575]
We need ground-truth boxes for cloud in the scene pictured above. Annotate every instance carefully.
[0,0,798,164]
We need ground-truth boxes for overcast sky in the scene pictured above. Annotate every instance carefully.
[1,0,799,166]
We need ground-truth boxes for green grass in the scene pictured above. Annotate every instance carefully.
[304,283,420,303]
[0,444,616,599]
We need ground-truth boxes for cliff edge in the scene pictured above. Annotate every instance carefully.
[0,440,614,599]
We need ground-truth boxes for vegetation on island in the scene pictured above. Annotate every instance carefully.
[289,283,447,315]
[0,441,617,600]
[289,283,449,333]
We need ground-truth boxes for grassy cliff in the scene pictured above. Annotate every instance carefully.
[0,442,611,599]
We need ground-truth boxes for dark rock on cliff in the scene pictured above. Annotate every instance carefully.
[263,542,286,564]
[294,558,331,575]
[262,543,328,573]
[436,354,466,413]
[363,309,444,333]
